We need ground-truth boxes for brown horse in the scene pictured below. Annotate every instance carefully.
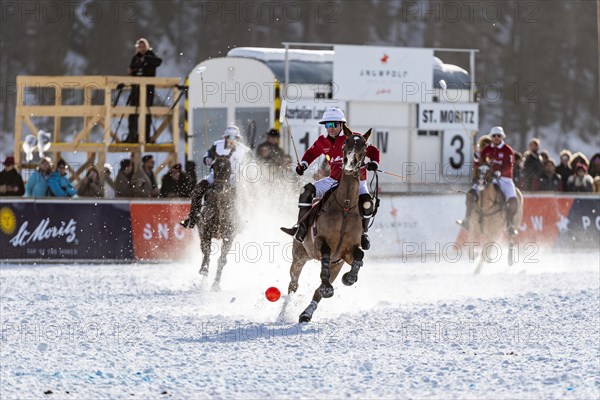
[198,153,236,290]
[467,165,523,274]
[283,126,372,323]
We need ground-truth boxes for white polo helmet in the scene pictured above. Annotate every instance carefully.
[489,126,506,138]
[223,125,242,139]
[318,107,347,124]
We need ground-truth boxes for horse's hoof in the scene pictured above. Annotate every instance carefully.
[342,272,358,286]
[199,267,209,276]
[299,314,311,323]
[211,283,221,292]
[319,284,334,298]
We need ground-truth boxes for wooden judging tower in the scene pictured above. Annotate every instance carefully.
[13,75,182,181]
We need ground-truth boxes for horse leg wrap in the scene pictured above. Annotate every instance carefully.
[319,244,334,298]
[343,248,364,286]
[320,256,331,281]
[299,300,318,323]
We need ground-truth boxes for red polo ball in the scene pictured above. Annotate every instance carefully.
[265,287,281,302]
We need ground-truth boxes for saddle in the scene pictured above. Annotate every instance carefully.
[300,186,338,239]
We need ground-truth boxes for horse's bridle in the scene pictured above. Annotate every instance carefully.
[343,134,367,178]
[328,135,366,213]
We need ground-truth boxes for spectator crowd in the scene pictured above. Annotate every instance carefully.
[1,132,598,198]
[512,138,599,193]
[0,128,294,199]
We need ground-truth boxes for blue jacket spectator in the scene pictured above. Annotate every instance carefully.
[25,157,52,197]
[47,159,77,197]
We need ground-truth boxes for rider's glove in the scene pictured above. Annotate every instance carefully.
[366,161,379,171]
[295,163,308,176]
[203,156,213,166]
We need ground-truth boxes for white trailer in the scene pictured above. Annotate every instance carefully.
[186,44,479,192]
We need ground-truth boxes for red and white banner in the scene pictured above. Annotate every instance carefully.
[130,203,195,260]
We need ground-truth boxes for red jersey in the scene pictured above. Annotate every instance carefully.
[478,142,514,179]
[301,133,381,181]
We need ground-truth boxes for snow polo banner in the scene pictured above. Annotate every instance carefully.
[129,202,196,260]
[0,200,133,262]
[454,195,600,250]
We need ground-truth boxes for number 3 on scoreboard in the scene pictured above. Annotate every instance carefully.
[449,134,464,169]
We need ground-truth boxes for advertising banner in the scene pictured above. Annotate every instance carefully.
[417,102,478,131]
[553,197,600,249]
[0,201,133,262]
[2,195,596,263]
[370,194,464,259]
[455,195,600,250]
[283,99,332,156]
[333,45,434,102]
[129,203,197,260]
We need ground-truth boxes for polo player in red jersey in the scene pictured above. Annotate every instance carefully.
[281,107,381,248]
[458,126,519,236]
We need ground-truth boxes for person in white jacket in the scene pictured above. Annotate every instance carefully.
[181,125,250,228]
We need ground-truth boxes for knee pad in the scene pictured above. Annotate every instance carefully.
[467,189,478,202]
[299,183,316,205]
[359,194,374,217]
[303,182,316,194]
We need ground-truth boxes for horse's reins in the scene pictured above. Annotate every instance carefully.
[375,169,469,195]
[327,144,365,258]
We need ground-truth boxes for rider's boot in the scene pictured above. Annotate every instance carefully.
[457,189,478,230]
[281,183,316,243]
[359,193,374,250]
[506,197,519,236]
[361,219,371,250]
[181,179,209,229]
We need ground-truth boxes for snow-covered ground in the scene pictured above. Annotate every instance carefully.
[1,251,599,399]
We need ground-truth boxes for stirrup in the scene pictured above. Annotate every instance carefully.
[361,233,370,250]
[456,219,469,230]
[293,224,307,243]
[507,225,518,236]
[280,224,306,243]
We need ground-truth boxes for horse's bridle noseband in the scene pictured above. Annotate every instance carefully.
[343,135,367,177]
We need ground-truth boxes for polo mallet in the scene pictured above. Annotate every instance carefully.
[279,100,300,164]
[195,66,209,150]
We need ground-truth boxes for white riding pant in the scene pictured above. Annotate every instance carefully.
[206,171,215,185]
[472,176,516,200]
[314,177,369,198]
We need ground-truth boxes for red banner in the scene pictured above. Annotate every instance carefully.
[455,196,599,248]
[517,197,574,245]
[130,203,197,260]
